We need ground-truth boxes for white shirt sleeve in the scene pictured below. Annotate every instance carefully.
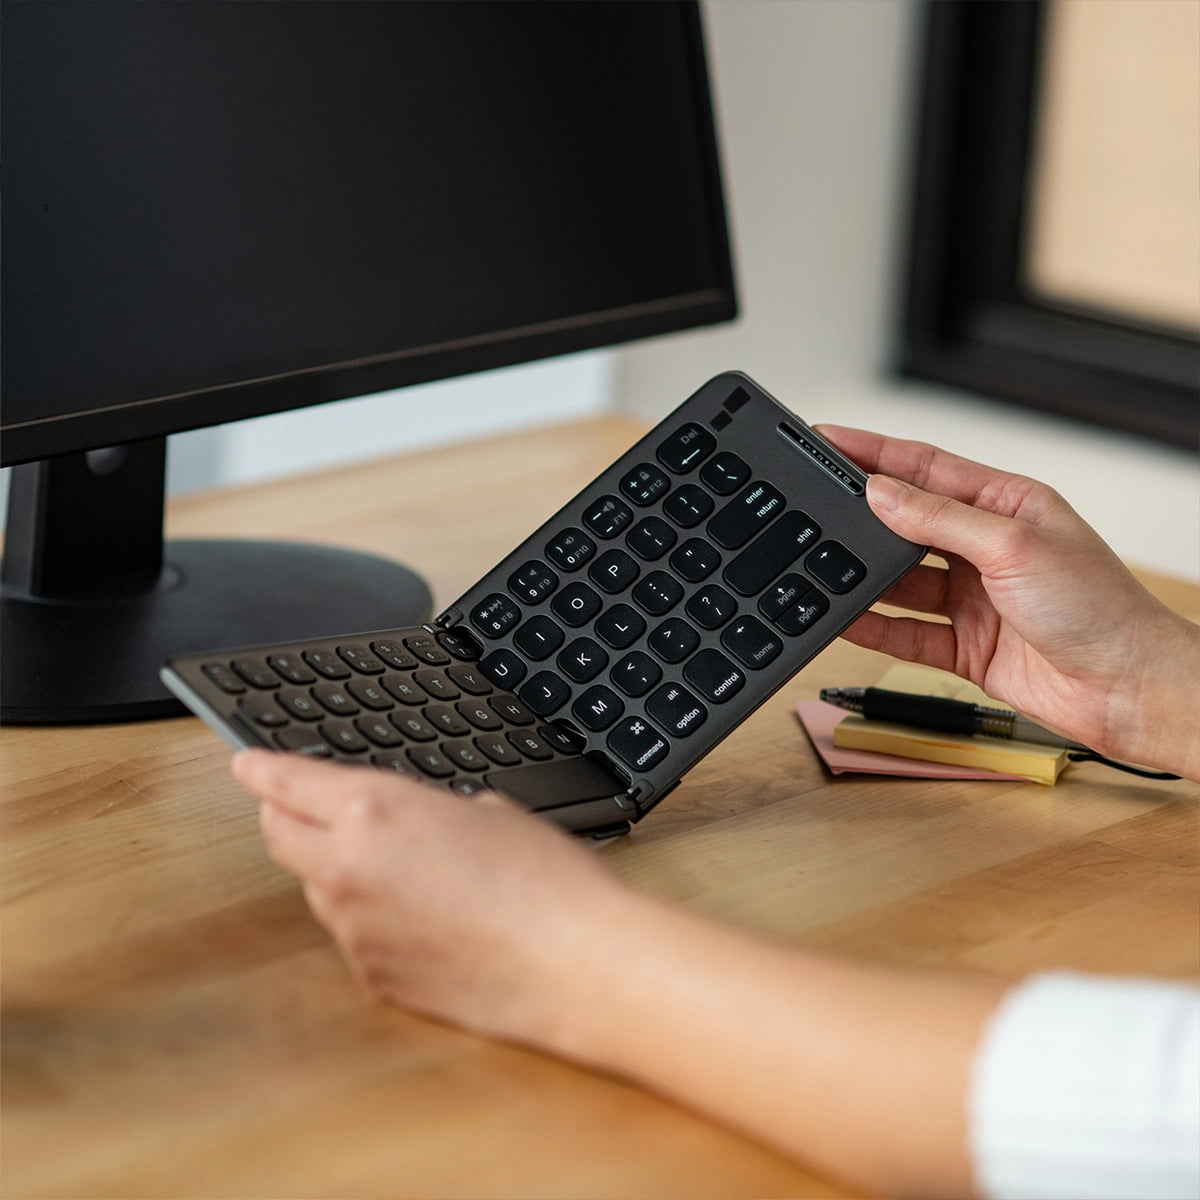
[969,970,1200,1200]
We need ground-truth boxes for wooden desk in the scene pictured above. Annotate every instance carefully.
[3,418,1197,1199]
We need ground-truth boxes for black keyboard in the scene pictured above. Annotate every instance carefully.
[165,626,639,835]
[164,372,924,837]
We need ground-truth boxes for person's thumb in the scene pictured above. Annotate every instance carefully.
[865,473,1025,573]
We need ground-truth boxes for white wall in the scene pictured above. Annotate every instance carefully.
[616,0,1199,581]
[0,350,615,525]
[163,350,614,494]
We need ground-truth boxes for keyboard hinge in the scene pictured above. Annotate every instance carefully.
[433,607,463,629]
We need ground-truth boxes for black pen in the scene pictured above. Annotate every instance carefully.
[819,686,1089,751]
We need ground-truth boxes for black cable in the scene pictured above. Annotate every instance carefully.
[1066,751,1180,781]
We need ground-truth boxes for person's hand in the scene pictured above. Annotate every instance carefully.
[233,749,630,1044]
[232,746,1004,1200]
[817,426,1200,779]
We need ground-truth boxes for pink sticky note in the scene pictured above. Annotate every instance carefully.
[795,699,1028,781]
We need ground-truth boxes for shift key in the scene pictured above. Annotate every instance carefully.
[723,510,821,595]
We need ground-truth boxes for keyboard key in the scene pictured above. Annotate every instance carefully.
[321,722,369,753]
[435,629,482,661]
[457,698,505,730]
[805,540,867,594]
[582,495,634,539]
[450,778,490,797]
[507,729,556,761]
[303,649,351,679]
[757,573,811,621]
[273,727,332,755]
[720,615,784,669]
[355,716,406,747]
[442,739,489,771]
[470,593,522,639]
[645,682,708,737]
[682,649,746,703]
[424,703,472,736]
[539,723,587,752]
[723,510,821,596]
[685,583,737,630]
[632,571,684,615]
[370,640,419,670]
[647,617,700,663]
[657,422,716,474]
[670,537,721,582]
[412,669,459,701]
[607,716,671,772]
[276,688,323,721]
[508,560,559,604]
[202,663,245,694]
[551,581,603,627]
[626,516,677,561]
[404,634,452,665]
[700,451,750,495]
[773,588,830,635]
[662,483,714,528]
[708,481,786,549]
[572,683,625,731]
[594,603,645,649]
[267,654,316,685]
[346,679,394,710]
[518,672,571,717]
[238,695,287,726]
[446,663,492,695]
[389,711,439,742]
[611,651,662,698]
[371,751,416,773]
[338,645,385,674]
[488,694,536,726]
[312,682,359,715]
[479,648,527,690]
[619,462,671,506]
[380,673,425,705]
[232,658,279,689]
[407,746,455,778]
[475,732,523,766]
[589,548,640,593]
[557,637,608,683]
[513,615,565,661]
[545,527,596,571]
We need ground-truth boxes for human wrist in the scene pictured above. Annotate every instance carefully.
[1118,608,1200,781]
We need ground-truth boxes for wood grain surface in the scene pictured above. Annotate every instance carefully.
[3,417,1197,1199]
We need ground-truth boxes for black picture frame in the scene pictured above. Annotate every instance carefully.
[900,0,1198,450]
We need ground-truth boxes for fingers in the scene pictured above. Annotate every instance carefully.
[864,473,1058,580]
[839,608,960,674]
[259,794,331,879]
[815,425,1010,506]
[233,748,358,827]
[873,561,952,617]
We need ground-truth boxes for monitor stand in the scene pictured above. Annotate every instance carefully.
[1,437,434,724]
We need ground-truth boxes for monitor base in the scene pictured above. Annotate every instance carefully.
[0,539,434,724]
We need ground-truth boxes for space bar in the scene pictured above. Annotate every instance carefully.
[485,756,627,813]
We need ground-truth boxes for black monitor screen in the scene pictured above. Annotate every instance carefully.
[0,0,734,724]
[2,0,734,463]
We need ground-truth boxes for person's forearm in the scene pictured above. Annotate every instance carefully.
[537,885,1006,1198]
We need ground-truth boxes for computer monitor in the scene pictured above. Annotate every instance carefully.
[1,0,736,724]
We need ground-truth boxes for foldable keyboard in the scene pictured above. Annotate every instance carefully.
[162,372,924,836]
